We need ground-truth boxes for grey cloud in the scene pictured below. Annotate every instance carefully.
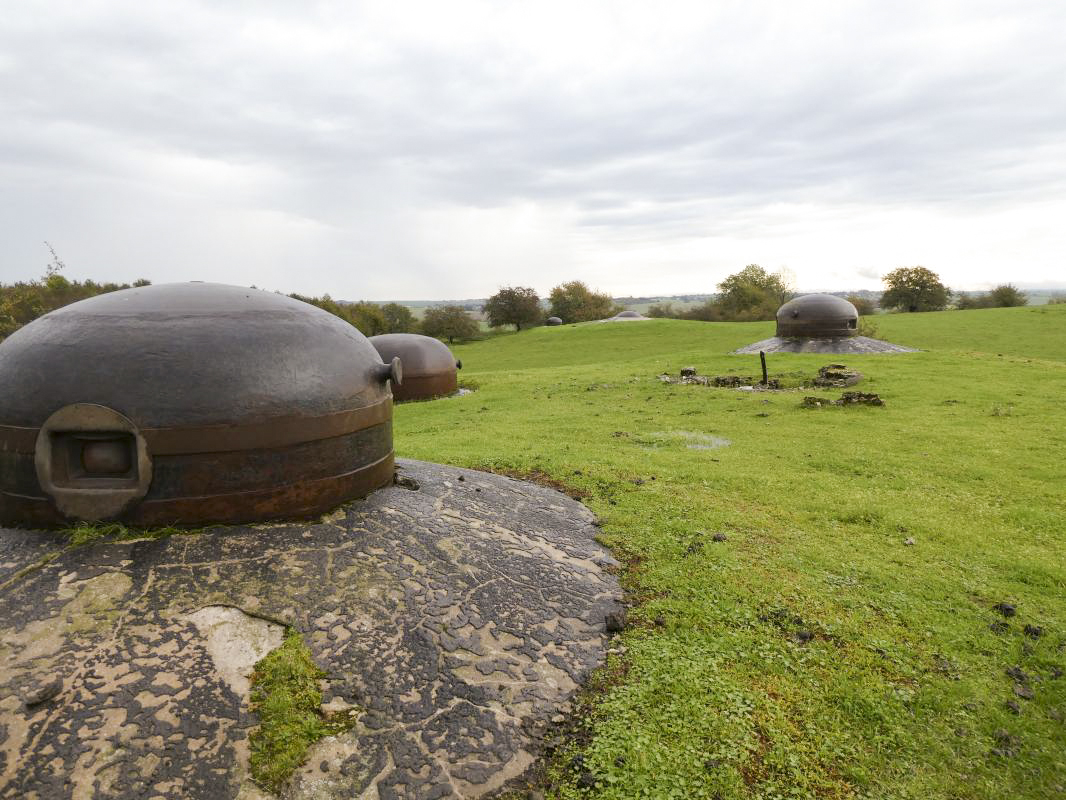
[1,1,1065,295]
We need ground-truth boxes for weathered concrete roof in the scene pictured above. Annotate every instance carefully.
[0,460,622,799]
[734,335,917,354]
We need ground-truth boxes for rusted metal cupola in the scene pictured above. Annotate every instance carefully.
[546,316,563,326]
[369,334,461,402]
[776,294,858,338]
[0,283,402,528]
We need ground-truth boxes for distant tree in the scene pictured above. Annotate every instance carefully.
[422,305,480,343]
[381,302,418,333]
[956,284,1028,310]
[0,243,150,341]
[715,264,793,321]
[290,293,386,336]
[880,267,949,312]
[682,300,723,321]
[987,284,1028,307]
[955,292,988,310]
[483,286,542,331]
[847,294,877,316]
[548,281,615,323]
[347,301,388,336]
[646,302,676,318]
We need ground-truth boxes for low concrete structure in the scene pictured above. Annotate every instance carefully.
[602,310,648,322]
[0,460,623,800]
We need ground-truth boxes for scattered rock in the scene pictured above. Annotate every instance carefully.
[577,772,597,790]
[680,366,697,377]
[991,729,1020,756]
[394,475,420,491]
[1006,666,1030,683]
[1023,624,1043,639]
[1014,683,1035,700]
[1005,700,1021,715]
[605,609,628,633]
[838,391,884,407]
[711,532,728,543]
[994,602,1017,618]
[712,375,749,388]
[792,630,815,644]
[704,758,724,770]
[653,615,666,627]
[812,364,862,388]
[989,621,1010,634]
[21,677,62,708]
[802,396,830,408]
[904,537,916,546]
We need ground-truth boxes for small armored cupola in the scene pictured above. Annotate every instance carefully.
[776,294,859,339]
[369,333,461,402]
[0,283,400,528]
[546,316,563,326]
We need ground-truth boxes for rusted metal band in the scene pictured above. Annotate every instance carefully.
[0,452,395,529]
[392,373,458,403]
[0,398,392,456]
[130,451,395,526]
[0,426,37,454]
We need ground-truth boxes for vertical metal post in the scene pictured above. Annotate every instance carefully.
[760,351,768,385]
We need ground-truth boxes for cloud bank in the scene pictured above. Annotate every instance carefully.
[2,0,1064,298]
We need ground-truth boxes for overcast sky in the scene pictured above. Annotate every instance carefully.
[2,1,1064,300]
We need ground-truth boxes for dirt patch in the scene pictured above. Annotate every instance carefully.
[811,364,862,388]
[803,392,885,408]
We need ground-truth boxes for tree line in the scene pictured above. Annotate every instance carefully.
[0,250,1044,348]
[0,246,151,340]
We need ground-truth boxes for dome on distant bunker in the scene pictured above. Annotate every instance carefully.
[776,294,858,338]
[604,310,648,321]
[369,333,460,402]
[546,316,563,326]
[0,283,401,528]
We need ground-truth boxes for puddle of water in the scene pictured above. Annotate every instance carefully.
[644,431,731,450]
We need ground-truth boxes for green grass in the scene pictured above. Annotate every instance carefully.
[395,305,1066,799]
[249,629,356,793]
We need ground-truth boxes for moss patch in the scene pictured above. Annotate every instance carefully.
[64,522,201,547]
[248,629,356,794]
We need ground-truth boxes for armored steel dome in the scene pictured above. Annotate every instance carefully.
[613,310,643,319]
[369,333,460,402]
[0,283,401,528]
[546,316,563,326]
[776,294,858,338]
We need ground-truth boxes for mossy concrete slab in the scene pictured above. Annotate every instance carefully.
[0,459,623,799]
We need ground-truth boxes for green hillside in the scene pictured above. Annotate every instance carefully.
[394,305,1066,799]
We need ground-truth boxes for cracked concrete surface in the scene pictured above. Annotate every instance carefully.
[0,459,623,799]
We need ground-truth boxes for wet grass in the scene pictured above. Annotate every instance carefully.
[396,305,1066,799]
[249,629,356,793]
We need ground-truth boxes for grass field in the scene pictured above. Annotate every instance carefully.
[393,306,1066,799]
